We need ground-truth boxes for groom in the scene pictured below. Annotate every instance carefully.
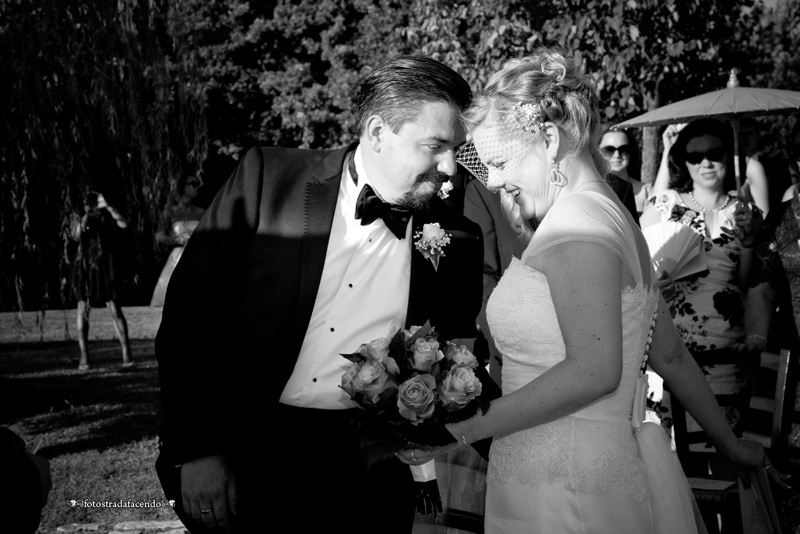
[155,55,491,533]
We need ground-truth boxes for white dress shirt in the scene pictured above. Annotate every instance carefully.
[279,146,412,409]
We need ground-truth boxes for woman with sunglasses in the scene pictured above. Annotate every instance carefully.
[599,126,650,216]
[641,118,760,437]
[150,174,206,306]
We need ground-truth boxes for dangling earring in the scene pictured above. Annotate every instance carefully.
[549,156,567,187]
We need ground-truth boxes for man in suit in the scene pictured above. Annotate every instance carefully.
[155,56,490,533]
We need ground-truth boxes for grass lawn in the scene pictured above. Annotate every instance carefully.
[0,339,176,532]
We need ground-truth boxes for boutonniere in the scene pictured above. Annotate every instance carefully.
[437,180,454,199]
[414,222,451,271]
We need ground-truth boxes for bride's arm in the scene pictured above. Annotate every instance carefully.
[447,240,625,443]
[646,294,765,469]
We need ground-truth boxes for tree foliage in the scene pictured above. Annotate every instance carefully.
[1,0,796,311]
[535,0,770,180]
[0,0,207,310]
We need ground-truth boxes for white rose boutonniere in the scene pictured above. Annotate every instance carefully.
[414,222,451,271]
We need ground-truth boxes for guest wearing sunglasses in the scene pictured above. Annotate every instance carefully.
[641,118,760,435]
[150,174,206,306]
[599,125,648,218]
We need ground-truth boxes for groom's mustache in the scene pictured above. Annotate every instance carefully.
[415,171,448,186]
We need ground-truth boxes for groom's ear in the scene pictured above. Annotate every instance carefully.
[363,115,385,153]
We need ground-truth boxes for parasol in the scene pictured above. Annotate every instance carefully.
[615,70,800,194]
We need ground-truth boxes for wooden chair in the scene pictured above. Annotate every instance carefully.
[670,394,742,534]
[671,348,796,533]
[669,348,747,533]
[741,349,795,469]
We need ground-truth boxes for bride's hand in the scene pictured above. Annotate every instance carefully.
[718,439,792,489]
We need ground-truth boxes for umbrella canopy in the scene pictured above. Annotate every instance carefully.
[616,71,800,129]
[615,70,800,195]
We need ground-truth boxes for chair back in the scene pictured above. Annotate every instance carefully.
[671,348,742,473]
[741,349,793,464]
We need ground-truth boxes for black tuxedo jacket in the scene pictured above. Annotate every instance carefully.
[156,144,487,464]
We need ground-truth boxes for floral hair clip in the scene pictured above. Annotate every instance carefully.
[511,102,545,136]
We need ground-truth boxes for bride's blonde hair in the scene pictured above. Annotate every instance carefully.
[462,48,606,242]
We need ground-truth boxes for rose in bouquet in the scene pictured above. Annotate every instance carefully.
[339,321,486,463]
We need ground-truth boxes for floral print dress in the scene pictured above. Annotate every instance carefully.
[648,190,754,429]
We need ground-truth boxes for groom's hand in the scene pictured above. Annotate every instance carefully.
[181,455,237,533]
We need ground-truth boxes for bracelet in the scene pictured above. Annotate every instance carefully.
[745,334,768,346]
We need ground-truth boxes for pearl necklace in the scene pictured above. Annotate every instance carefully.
[688,191,731,212]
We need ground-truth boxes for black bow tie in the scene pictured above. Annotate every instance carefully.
[350,153,411,240]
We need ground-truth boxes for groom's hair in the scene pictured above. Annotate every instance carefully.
[352,55,472,135]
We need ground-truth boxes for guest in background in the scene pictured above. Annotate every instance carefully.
[782,121,800,201]
[641,118,759,431]
[599,125,647,219]
[654,120,770,215]
[464,177,528,386]
[746,188,800,355]
[150,175,205,306]
[745,179,800,533]
[739,117,770,216]
[0,427,51,534]
[746,122,800,354]
[70,191,133,370]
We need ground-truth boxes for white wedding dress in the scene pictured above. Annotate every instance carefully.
[484,191,701,534]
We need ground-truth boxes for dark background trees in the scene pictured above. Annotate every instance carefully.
[1,0,797,311]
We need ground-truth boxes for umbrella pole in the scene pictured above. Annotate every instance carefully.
[731,119,745,199]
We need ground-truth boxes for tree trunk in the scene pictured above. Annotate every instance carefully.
[640,91,661,185]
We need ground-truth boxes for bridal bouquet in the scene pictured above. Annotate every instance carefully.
[340,321,485,464]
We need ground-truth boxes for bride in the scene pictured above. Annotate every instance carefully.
[398,48,766,533]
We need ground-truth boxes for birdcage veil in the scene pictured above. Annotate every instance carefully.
[456,102,545,192]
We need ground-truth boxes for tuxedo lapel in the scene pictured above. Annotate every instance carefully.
[406,197,483,340]
[407,209,437,329]
[294,145,354,348]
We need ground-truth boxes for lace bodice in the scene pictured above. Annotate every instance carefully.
[485,191,659,501]
[488,261,655,378]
